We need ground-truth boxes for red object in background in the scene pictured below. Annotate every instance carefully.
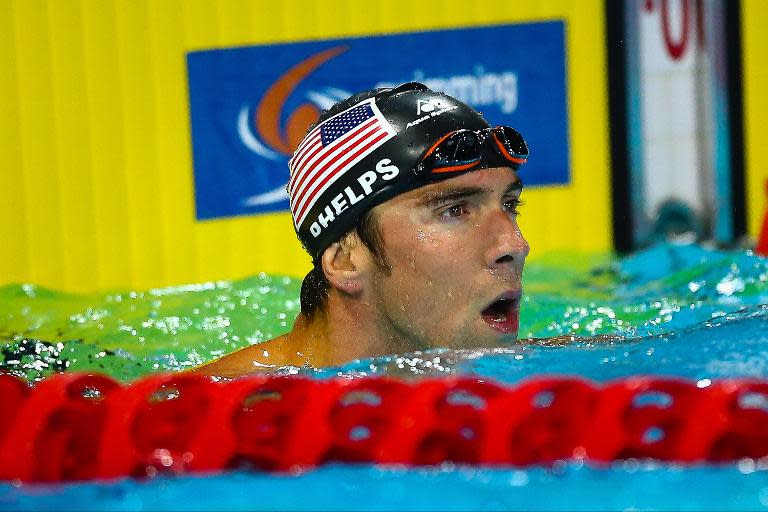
[756,179,768,256]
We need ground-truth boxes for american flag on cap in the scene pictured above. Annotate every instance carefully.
[288,98,396,229]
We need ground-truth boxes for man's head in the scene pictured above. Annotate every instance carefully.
[290,82,529,347]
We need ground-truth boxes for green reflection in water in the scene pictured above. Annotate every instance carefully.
[2,245,767,383]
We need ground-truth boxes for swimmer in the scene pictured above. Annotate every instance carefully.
[194,82,529,377]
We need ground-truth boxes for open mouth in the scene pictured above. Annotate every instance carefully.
[480,291,521,334]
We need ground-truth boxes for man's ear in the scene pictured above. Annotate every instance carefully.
[320,235,367,295]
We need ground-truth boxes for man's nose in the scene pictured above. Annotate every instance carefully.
[483,210,530,270]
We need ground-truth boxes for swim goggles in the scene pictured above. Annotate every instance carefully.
[415,126,529,176]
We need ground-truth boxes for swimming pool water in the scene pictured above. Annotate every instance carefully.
[7,463,768,511]
[2,242,768,510]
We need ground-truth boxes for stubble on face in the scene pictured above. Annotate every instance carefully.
[361,167,527,352]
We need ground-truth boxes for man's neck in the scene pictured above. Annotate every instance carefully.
[291,291,408,366]
[191,290,416,377]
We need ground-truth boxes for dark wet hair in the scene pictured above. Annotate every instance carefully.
[299,209,391,320]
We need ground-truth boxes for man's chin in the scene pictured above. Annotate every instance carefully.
[461,326,519,349]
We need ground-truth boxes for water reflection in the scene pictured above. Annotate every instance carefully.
[1,243,767,383]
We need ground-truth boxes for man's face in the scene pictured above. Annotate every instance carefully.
[363,166,529,350]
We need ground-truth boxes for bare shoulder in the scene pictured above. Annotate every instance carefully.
[190,345,273,377]
[190,334,304,378]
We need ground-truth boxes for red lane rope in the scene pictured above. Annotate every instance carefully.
[2,373,768,483]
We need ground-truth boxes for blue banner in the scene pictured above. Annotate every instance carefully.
[187,22,569,220]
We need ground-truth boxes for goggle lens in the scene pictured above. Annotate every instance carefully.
[420,126,528,176]
[491,126,528,165]
[429,131,482,173]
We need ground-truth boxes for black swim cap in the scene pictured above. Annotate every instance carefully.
[287,82,525,260]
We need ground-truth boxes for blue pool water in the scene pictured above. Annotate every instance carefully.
[2,242,768,510]
[6,463,768,511]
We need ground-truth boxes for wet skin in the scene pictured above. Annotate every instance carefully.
[365,166,528,350]
[193,166,527,377]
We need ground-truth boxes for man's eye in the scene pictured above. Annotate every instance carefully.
[438,203,469,219]
[503,198,524,215]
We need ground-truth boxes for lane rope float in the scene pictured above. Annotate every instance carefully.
[1,373,767,483]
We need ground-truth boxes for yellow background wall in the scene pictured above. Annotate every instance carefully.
[743,0,768,239]
[1,0,612,293]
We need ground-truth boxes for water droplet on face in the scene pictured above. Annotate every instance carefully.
[416,230,428,242]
